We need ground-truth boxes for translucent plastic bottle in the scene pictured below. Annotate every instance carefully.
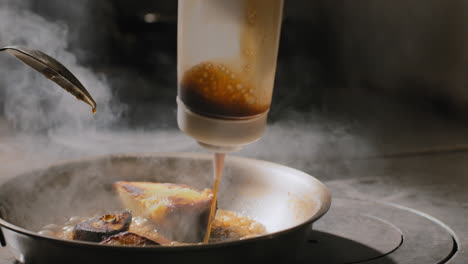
[177,0,284,152]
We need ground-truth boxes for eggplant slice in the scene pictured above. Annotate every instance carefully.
[100,232,159,246]
[73,211,132,242]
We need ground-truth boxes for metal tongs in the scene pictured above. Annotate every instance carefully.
[0,46,97,113]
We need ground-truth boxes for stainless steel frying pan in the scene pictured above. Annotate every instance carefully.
[0,152,331,264]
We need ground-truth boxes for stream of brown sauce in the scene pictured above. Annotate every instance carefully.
[203,152,225,243]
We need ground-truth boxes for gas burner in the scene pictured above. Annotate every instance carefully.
[298,198,458,264]
[0,198,459,264]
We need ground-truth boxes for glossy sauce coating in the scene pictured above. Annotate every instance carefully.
[40,210,266,245]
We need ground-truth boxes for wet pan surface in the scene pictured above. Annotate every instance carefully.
[0,152,331,264]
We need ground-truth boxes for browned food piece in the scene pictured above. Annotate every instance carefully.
[129,219,174,245]
[100,232,159,246]
[73,211,132,242]
[209,209,266,243]
[114,181,214,242]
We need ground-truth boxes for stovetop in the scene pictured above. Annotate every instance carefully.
[301,198,457,263]
[0,196,460,264]
[0,105,467,263]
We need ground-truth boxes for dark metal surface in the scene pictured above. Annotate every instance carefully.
[0,197,458,264]
[298,198,457,264]
[1,225,305,264]
[0,46,96,111]
[305,203,403,263]
[0,153,331,264]
[0,227,5,247]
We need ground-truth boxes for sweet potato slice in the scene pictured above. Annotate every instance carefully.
[114,181,213,242]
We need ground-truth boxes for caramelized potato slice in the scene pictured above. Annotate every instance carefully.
[114,181,213,242]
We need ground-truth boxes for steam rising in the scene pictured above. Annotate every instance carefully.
[0,1,378,244]
[0,0,121,133]
[0,0,379,183]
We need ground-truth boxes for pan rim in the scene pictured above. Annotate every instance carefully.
[0,151,332,250]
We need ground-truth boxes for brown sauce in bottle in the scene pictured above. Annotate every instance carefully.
[180,62,269,118]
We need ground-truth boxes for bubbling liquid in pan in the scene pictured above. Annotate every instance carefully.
[40,209,266,245]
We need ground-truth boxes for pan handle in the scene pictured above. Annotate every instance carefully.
[0,209,5,247]
[0,227,5,247]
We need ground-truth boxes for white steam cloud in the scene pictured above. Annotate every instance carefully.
[0,0,375,183]
[0,1,378,243]
[0,0,122,134]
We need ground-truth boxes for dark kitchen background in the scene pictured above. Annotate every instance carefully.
[8,0,468,128]
[1,1,468,263]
